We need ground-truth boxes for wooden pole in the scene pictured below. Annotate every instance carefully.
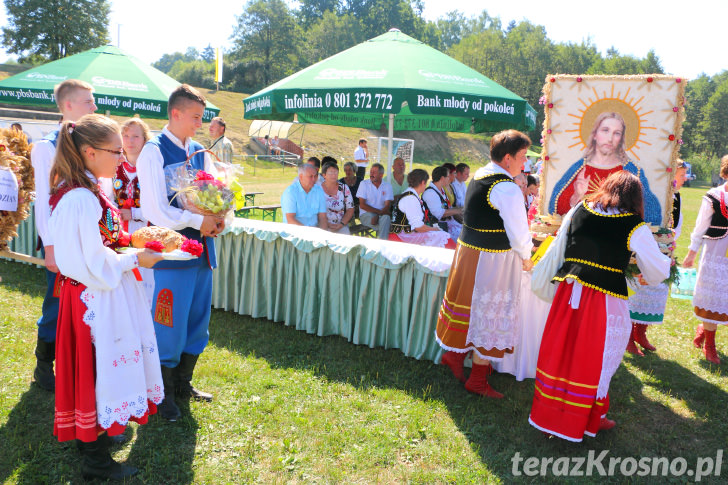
[0,249,45,266]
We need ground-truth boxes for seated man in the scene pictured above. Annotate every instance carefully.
[386,157,408,197]
[356,163,393,239]
[281,164,327,228]
[452,163,470,208]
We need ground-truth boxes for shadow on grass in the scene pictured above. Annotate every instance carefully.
[209,308,728,483]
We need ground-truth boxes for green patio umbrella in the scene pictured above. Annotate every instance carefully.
[244,29,536,170]
[0,45,219,121]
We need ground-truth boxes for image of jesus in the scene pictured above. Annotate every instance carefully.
[547,112,662,225]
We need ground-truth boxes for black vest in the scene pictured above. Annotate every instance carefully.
[391,191,434,233]
[704,193,728,239]
[671,192,681,230]
[458,173,513,252]
[422,185,450,231]
[553,203,644,299]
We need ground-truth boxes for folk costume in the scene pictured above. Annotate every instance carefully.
[422,182,463,241]
[112,161,154,304]
[48,177,163,443]
[688,185,728,363]
[626,191,683,354]
[529,202,669,442]
[390,187,451,247]
[29,129,61,390]
[436,163,532,396]
[137,126,218,420]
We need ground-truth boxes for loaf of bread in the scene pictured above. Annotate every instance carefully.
[131,226,185,252]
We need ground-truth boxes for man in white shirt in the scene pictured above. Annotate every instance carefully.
[30,79,97,392]
[208,116,234,164]
[356,163,393,239]
[354,138,368,179]
[137,84,223,422]
[452,163,470,208]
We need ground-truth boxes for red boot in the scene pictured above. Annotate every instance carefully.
[693,324,705,349]
[440,351,468,383]
[464,362,503,398]
[625,326,644,356]
[703,329,721,365]
[633,323,656,352]
[599,417,616,431]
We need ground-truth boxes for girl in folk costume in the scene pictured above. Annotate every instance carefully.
[48,115,164,480]
[626,161,688,355]
[390,169,453,248]
[683,155,728,364]
[436,130,534,398]
[529,172,669,442]
[113,118,154,303]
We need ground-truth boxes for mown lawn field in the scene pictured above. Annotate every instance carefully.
[1,182,726,483]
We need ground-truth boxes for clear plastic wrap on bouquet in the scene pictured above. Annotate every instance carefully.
[166,150,245,222]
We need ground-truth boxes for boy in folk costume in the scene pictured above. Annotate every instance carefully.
[436,130,534,398]
[137,85,224,421]
[626,161,688,355]
[48,115,163,480]
[30,79,97,391]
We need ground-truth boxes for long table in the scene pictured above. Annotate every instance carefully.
[6,212,454,363]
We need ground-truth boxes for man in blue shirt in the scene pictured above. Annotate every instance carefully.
[281,164,327,227]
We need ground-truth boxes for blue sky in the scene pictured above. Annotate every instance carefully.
[0,0,725,80]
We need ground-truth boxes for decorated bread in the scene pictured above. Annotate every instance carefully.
[131,226,185,252]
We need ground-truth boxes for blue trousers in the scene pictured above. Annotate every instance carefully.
[151,264,212,367]
[36,246,58,342]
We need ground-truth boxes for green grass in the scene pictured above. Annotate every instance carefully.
[1,183,727,483]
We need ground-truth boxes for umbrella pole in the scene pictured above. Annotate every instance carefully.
[387,113,394,176]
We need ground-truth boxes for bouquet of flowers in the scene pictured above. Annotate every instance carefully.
[625,226,679,286]
[167,151,245,218]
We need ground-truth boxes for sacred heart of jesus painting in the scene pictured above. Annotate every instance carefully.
[537,75,686,229]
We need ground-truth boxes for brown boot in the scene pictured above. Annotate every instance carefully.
[625,326,644,356]
[440,351,468,383]
[703,329,721,365]
[693,324,705,349]
[633,323,656,352]
[464,362,503,398]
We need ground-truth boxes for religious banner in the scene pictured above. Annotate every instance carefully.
[536,75,686,229]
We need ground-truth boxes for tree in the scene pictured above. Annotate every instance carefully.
[201,44,216,64]
[231,0,301,87]
[699,78,728,156]
[154,52,187,73]
[2,0,110,62]
[297,0,342,27]
[305,11,364,64]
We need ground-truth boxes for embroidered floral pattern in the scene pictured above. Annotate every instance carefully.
[693,245,728,315]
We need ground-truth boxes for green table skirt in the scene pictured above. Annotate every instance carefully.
[212,220,451,362]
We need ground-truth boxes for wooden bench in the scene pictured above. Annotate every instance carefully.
[244,191,263,206]
[234,204,281,221]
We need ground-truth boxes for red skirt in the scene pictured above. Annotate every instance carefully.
[528,281,615,442]
[53,279,157,443]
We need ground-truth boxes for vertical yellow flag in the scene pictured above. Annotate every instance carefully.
[215,48,223,83]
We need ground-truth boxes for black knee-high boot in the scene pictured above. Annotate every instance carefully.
[158,365,181,421]
[175,353,213,402]
[33,336,55,391]
[78,433,138,480]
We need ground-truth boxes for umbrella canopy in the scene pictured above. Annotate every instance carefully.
[0,46,219,121]
[243,29,536,134]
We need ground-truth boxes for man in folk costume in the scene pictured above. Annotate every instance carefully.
[30,79,97,391]
[137,85,224,421]
[627,161,687,355]
[436,130,534,398]
[529,171,669,441]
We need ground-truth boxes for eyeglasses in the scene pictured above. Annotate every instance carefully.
[93,146,125,157]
